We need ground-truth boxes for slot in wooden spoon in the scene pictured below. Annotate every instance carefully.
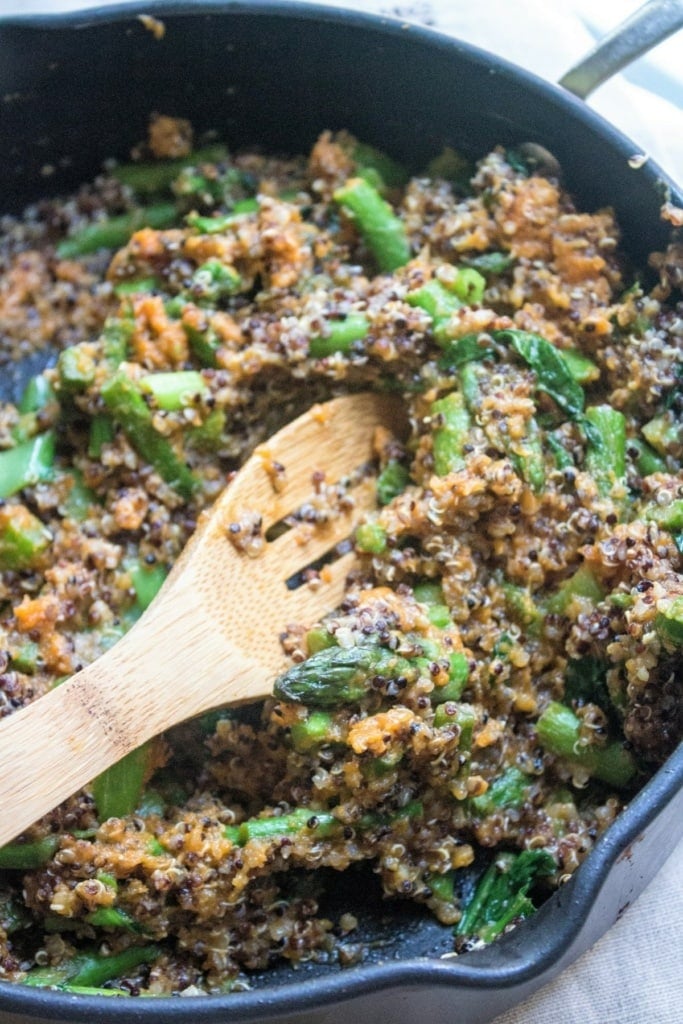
[0,392,405,847]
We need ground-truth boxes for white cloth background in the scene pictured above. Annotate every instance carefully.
[0,1,681,1022]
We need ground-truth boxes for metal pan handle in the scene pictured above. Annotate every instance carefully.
[559,0,683,98]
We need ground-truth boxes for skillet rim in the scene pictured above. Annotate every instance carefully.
[0,741,681,1022]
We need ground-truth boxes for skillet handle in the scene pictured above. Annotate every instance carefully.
[559,0,683,99]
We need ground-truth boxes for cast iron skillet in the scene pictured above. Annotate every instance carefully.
[0,4,681,1023]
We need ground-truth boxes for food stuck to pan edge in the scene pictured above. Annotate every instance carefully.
[0,117,681,997]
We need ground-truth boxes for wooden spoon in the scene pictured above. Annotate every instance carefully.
[0,392,404,847]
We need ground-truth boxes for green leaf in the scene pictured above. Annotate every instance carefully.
[493,329,585,420]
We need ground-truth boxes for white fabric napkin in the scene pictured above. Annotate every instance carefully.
[0,2,681,1022]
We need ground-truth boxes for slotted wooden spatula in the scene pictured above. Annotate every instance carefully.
[0,392,404,847]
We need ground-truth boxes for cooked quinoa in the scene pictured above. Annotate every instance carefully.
[0,120,681,996]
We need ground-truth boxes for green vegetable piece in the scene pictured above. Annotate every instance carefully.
[451,267,486,305]
[406,279,462,345]
[491,633,515,666]
[355,521,387,554]
[426,870,455,903]
[564,656,610,710]
[508,416,545,492]
[536,701,637,787]
[229,197,263,215]
[546,564,605,616]
[357,798,423,832]
[376,459,410,505]
[191,259,242,303]
[58,469,97,522]
[665,364,683,410]
[222,825,242,845]
[86,907,139,932]
[561,349,600,384]
[413,581,445,605]
[187,408,227,452]
[642,412,680,456]
[11,641,41,674]
[547,433,574,471]
[455,703,477,749]
[172,160,245,205]
[231,800,423,847]
[113,277,159,297]
[146,837,167,857]
[459,360,482,412]
[97,620,128,652]
[431,651,470,703]
[471,766,530,816]
[92,741,153,821]
[654,594,683,648]
[0,891,32,935]
[334,177,411,272]
[56,345,96,394]
[0,431,55,499]
[0,504,51,570]
[183,321,222,368]
[127,559,167,611]
[139,370,207,411]
[56,203,177,259]
[100,372,197,498]
[463,251,513,275]
[11,412,41,446]
[431,390,471,475]
[238,808,340,844]
[88,414,115,459]
[365,750,404,777]
[455,849,555,943]
[290,711,335,752]
[96,872,118,891]
[643,498,683,532]
[426,604,451,628]
[18,374,55,414]
[306,627,338,654]
[309,312,370,357]
[415,637,441,660]
[448,651,470,687]
[502,581,543,635]
[0,835,60,870]
[433,701,476,747]
[437,333,496,373]
[584,405,626,497]
[352,142,409,189]
[102,314,134,365]
[273,644,413,707]
[494,329,585,421]
[186,197,260,233]
[629,437,667,476]
[24,944,160,989]
[433,703,458,729]
[112,145,228,195]
[132,788,165,819]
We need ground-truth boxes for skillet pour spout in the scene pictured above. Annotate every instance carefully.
[0,4,681,1023]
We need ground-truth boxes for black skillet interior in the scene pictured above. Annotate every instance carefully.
[0,4,681,1023]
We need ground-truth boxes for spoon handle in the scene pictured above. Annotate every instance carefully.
[559,0,683,99]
